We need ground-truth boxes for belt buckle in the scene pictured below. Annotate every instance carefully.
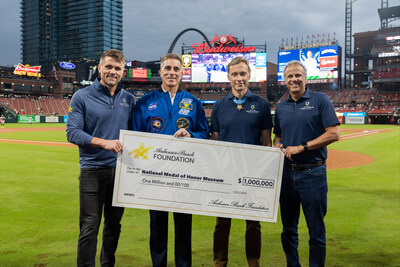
[291,164,304,171]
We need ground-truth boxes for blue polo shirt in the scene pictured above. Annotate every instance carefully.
[211,90,272,145]
[273,88,339,164]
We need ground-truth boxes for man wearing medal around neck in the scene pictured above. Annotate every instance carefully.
[210,57,273,267]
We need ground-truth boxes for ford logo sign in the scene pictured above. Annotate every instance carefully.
[60,62,76,69]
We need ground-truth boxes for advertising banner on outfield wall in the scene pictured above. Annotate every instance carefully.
[45,116,59,123]
[343,112,366,124]
[336,112,343,124]
[344,112,366,117]
[18,115,40,123]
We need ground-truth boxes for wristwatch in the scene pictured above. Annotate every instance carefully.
[301,142,308,151]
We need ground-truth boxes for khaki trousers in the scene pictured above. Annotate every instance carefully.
[213,217,261,267]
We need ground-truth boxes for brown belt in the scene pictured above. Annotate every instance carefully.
[285,160,326,171]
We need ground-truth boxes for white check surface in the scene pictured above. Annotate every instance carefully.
[113,130,284,222]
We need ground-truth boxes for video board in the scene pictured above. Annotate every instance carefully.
[183,53,267,83]
[378,36,400,57]
[129,68,148,79]
[278,45,339,84]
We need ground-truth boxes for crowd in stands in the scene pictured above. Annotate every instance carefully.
[369,91,400,114]
[268,88,399,115]
[334,103,369,113]
[125,85,159,91]
[1,88,399,117]
[0,94,70,115]
[38,97,71,115]
[373,68,400,79]
[329,89,398,114]
[371,44,400,55]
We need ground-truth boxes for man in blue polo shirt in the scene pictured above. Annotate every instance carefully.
[67,49,136,266]
[211,57,273,267]
[274,60,340,267]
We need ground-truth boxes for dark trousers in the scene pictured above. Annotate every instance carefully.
[149,210,192,267]
[213,217,261,267]
[280,165,328,267]
[77,168,124,267]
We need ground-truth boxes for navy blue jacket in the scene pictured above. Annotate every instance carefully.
[66,78,136,168]
[133,88,209,139]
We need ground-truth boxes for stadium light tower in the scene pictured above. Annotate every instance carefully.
[381,0,389,28]
[344,0,359,89]
[345,0,391,88]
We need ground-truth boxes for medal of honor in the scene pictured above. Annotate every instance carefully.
[233,96,247,111]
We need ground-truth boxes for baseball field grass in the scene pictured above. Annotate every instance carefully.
[0,123,399,266]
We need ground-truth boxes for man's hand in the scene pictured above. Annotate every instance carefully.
[273,136,284,150]
[91,137,123,153]
[283,145,304,161]
[274,143,284,150]
[101,140,124,153]
[173,128,191,138]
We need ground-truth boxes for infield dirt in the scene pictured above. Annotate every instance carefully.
[1,127,389,170]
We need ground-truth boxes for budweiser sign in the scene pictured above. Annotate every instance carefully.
[14,64,42,77]
[192,34,256,54]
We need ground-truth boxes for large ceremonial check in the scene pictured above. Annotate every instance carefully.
[113,130,284,222]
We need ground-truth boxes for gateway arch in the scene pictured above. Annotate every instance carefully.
[167,28,211,53]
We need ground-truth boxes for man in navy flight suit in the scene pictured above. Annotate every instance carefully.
[132,53,209,267]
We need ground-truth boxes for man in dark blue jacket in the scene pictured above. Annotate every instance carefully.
[67,49,136,267]
[133,53,209,267]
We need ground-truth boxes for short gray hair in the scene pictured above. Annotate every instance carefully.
[161,53,183,69]
[283,60,307,78]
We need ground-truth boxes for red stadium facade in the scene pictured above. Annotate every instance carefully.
[1,21,399,124]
